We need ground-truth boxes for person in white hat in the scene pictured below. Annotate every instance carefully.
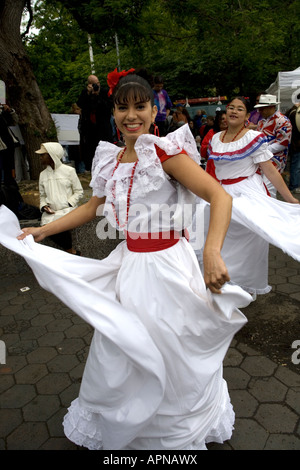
[254,94,280,108]
[255,94,292,197]
[35,142,83,254]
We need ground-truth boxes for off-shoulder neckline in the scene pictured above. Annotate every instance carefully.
[217,129,262,144]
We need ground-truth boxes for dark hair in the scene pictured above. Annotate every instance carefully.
[228,96,252,113]
[213,110,226,132]
[153,75,164,84]
[113,73,154,107]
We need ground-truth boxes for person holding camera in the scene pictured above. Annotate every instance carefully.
[76,74,113,172]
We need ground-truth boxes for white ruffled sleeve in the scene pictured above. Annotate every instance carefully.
[136,124,200,165]
[250,132,274,164]
[90,142,120,198]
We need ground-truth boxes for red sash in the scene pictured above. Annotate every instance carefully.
[220,176,248,185]
[220,171,270,196]
[125,230,188,253]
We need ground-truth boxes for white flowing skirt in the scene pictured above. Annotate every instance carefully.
[0,205,250,450]
[195,174,300,295]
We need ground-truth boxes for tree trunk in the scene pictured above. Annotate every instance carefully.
[0,0,57,180]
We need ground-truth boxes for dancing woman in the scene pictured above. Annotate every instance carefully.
[199,96,300,295]
[0,73,251,450]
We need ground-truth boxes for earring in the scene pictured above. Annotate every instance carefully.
[153,123,160,136]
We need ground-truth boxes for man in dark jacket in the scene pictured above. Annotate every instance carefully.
[76,75,113,171]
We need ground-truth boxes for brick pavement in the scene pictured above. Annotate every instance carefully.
[0,229,299,450]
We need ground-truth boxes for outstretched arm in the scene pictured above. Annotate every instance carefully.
[259,161,299,204]
[17,196,105,243]
[162,153,232,293]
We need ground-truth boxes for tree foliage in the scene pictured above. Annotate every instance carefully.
[24,0,300,114]
[0,0,56,179]
[162,0,300,96]
[25,1,91,113]
[0,0,298,179]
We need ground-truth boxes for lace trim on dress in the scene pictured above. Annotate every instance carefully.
[63,393,235,451]
[135,124,200,166]
[63,399,104,450]
[90,142,120,199]
[90,125,200,203]
[105,150,166,204]
[228,280,272,295]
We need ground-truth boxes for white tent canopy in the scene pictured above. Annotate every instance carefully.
[266,66,300,113]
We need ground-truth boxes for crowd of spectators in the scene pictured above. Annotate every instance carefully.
[2,71,299,196]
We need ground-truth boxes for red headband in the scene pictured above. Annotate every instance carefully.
[107,68,135,97]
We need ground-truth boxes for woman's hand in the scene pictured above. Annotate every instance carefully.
[203,249,230,294]
[17,226,46,243]
[43,205,55,214]
[17,197,105,244]
[287,195,300,204]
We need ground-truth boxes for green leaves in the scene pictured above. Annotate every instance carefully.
[24,0,300,112]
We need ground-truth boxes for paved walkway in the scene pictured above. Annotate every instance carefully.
[0,230,299,450]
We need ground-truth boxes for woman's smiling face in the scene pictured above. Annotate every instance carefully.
[114,99,157,142]
[226,98,249,126]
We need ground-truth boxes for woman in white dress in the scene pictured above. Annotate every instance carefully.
[201,96,300,295]
[0,73,252,450]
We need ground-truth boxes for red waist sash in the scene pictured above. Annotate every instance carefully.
[220,176,248,185]
[220,170,270,196]
[125,230,188,252]
[221,169,262,185]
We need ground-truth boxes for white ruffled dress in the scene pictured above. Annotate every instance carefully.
[0,125,251,450]
[198,130,300,295]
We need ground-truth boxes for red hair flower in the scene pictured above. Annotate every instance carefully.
[107,68,135,96]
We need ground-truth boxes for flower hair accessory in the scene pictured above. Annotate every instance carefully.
[107,68,135,96]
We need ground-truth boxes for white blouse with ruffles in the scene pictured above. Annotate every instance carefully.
[90,125,198,234]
